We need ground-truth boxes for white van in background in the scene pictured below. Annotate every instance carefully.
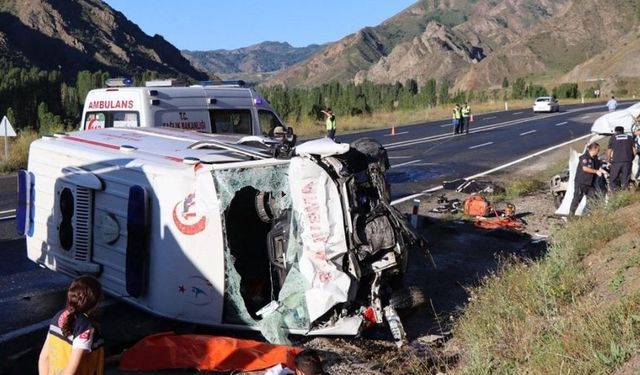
[80,79,288,137]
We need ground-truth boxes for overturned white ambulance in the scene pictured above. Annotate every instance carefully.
[19,128,424,343]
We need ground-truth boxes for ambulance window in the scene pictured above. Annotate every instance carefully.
[84,112,107,130]
[112,112,140,128]
[84,111,139,129]
[209,109,252,135]
[258,110,284,136]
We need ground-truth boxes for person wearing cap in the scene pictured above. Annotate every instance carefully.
[607,126,635,191]
[320,107,336,140]
[569,142,604,216]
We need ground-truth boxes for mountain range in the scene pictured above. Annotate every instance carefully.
[181,41,325,82]
[264,0,640,90]
[1,0,638,91]
[0,0,207,80]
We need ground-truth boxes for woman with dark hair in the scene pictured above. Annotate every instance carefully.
[38,276,104,375]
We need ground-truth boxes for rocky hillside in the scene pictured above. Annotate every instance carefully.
[182,41,325,79]
[0,0,207,80]
[267,0,640,90]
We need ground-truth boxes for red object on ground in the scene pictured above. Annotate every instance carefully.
[474,216,524,230]
[119,332,302,372]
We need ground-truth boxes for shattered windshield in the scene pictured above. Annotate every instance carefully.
[212,163,310,343]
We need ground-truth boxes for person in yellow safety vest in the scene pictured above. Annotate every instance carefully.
[461,102,471,134]
[321,107,336,140]
[452,104,462,135]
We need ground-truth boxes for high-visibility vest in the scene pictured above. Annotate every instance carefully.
[461,106,470,117]
[325,115,336,130]
[452,108,462,120]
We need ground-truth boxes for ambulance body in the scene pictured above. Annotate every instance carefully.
[80,80,287,137]
[19,127,422,341]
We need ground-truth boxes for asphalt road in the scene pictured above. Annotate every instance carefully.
[335,102,622,198]
[0,101,630,369]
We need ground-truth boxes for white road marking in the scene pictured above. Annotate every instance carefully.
[383,104,605,150]
[391,133,600,205]
[388,156,412,159]
[440,124,452,127]
[513,112,523,115]
[384,131,408,137]
[582,115,590,119]
[555,122,568,127]
[468,142,494,149]
[0,215,16,221]
[0,209,15,215]
[391,159,422,168]
[484,116,497,120]
[520,130,537,136]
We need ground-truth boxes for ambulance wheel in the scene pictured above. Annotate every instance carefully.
[389,286,426,310]
[350,137,390,172]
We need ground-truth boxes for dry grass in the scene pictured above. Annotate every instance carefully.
[0,124,67,174]
[0,130,39,173]
[452,191,640,374]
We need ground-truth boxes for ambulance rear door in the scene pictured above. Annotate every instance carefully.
[81,89,144,130]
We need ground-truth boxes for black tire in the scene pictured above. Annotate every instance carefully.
[389,286,426,310]
[350,137,390,172]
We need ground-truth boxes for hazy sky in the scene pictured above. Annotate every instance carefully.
[103,0,417,50]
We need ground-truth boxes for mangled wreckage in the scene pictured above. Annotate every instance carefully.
[19,128,425,343]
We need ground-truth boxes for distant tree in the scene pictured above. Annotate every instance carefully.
[421,79,437,107]
[438,81,450,105]
[553,83,579,99]
[5,107,15,126]
[502,78,509,88]
[526,83,548,98]
[511,78,527,99]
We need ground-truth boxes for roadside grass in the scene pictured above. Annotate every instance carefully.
[0,125,67,174]
[452,191,640,374]
[0,130,39,173]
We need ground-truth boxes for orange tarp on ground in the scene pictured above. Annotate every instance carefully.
[119,332,302,372]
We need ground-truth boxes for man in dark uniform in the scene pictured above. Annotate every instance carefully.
[607,126,635,191]
[570,142,604,216]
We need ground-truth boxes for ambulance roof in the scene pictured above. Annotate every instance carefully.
[38,128,274,168]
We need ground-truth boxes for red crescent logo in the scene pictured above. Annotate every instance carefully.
[172,202,207,235]
[87,119,97,130]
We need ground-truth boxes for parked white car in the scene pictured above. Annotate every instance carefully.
[18,127,425,344]
[533,96,560,113]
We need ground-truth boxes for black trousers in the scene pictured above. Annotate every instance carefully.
[569,183,596,215]
[609,162,632,191]
[462,116,470,133]
[326,128,336,140]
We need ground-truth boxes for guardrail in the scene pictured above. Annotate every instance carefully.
[0,209,16,221]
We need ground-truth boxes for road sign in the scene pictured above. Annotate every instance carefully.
[1,115,16,161]
[0,116,16,137]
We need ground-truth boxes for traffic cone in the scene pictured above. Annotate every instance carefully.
[390,125,396,136]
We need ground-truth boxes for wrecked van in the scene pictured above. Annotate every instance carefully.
[19,128,424,343]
